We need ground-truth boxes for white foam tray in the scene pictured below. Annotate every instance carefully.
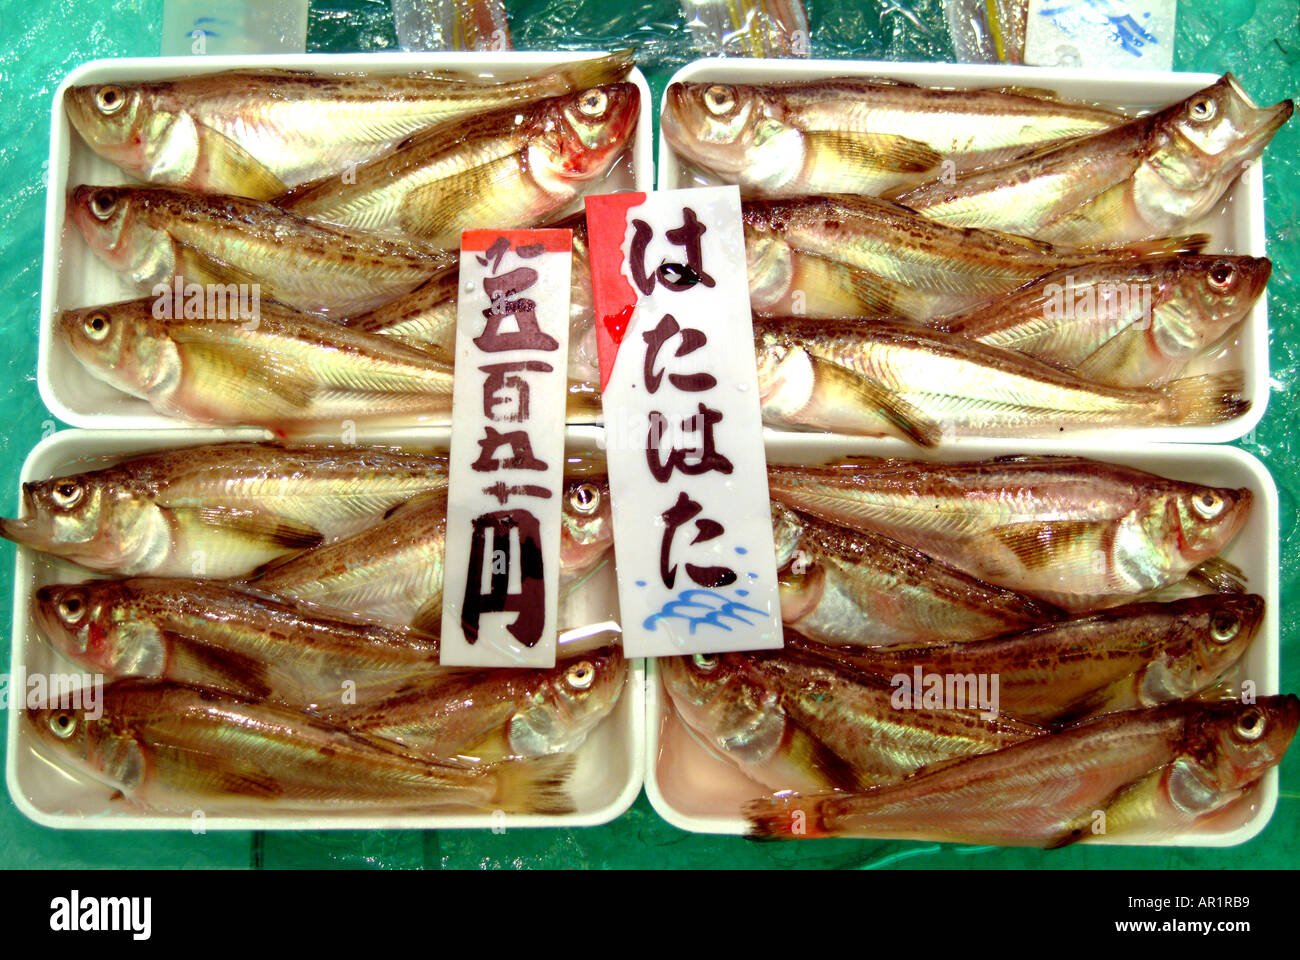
[7,425,645,830]
[645,435,1281,846]
[658,59,1274,445]
[39,51,653,430]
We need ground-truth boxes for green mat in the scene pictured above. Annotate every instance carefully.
[0,0,1295,869]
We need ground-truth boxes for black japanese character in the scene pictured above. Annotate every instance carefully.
[646,403,733,483]
[480,360,554,422]
[641,313,717,394]
[658,491,736,589]
[471,427,548,473]
[627,208,716,297]
[461,510,546,647]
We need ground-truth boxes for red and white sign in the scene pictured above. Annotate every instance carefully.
[585,187,782,658]
[440,229,573,668]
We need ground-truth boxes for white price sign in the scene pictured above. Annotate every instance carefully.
[585,186,783,658]
[440,229,572,668]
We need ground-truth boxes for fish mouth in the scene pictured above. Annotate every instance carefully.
[0,515,40,549]
[1223,73,1295,140]
[1244,257,1273,300]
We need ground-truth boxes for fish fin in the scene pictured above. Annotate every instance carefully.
[1069,324,1146,383]
[212,769,285,799]
[194,123,288,201]
[171,339,320,417]
[165,635,275,701]
[191,506,325,550]
[488,753,575,815]
[802,352,943,447]
[1161,372,1249,426]
[782,719,875,792]
[803,130,942,174]
[410,596,444,636]
[990,520,1100,571]
[842,269,932,321]
[744,794,836,840]
[549,49,635,87]
[1089,234,1211,257]
[1043,822,1093,849]
[1187,557,1248,594]
[170,242,262,291]
[399,155,522,242]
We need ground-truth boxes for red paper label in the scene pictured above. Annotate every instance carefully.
[583,192,647,392]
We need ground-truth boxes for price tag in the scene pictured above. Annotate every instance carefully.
[585,187,783,659]
[1025,0,1175,71]
[440,229,572,668]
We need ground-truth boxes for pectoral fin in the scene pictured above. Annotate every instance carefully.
[195,123,288,200]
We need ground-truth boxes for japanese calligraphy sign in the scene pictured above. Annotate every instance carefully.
[585,186,782,658]
[440,229,572,668]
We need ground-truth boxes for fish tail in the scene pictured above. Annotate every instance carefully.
[489,753,576,815]
[1161,371,1249,426]
[743,794,836,840]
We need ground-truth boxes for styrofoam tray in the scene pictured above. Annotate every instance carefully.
[645,435,1281,846]
[658,59,1273,445]
[39,52,653,430]
[6,425,644,830]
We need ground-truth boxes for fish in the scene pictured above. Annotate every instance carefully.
[63,53,634,199]
[343,212,602,385]
[766,455,1252,611]
[744,695,1299,845]
[0,441,448,577]
[662,77,1124,196]
[935,255,1272,387]
[250,475,613,630]
[772,501,1063,647]
[58,297,455,430]
[335,647,627,761]
[741,194,1206,321]
[753,316,1249,443]
[661,652,845,793]
[67,185,450,315]
[790,593,1264,724]
[32,577,448,708]
[890,75,1294,245]
[661,650,1043,793]
[275,84,640,248]
[27,679,575,814]
[744,652,1045,787]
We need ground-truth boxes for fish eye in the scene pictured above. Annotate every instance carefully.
[565,661,595,691]
[1210,613,1240,643]
[568,482,601,516]
[691,653,719,673]
[57,592,87,625]
[49,712,78,739]
[1193,490,1225,520]
[51,480,83,509]
[83,311,111,342]
[1208,262,1236,291]
[88,191,118,221]
[95,85,126,115]
[704,85,735,115]
[1235,709,1265,741]
[578,89,607,118]
[1189,96,1217,122]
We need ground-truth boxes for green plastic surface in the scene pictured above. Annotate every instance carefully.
[0,0,1295,869]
